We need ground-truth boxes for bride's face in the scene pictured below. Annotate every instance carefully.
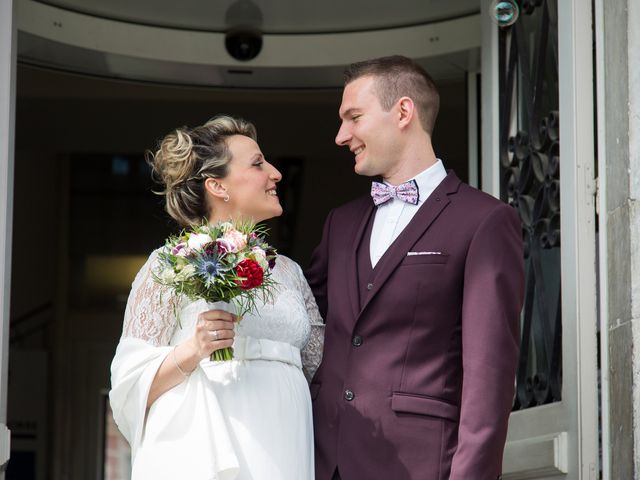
[218,135,283,223]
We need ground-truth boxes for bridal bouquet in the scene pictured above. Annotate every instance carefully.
[153,221,277,361]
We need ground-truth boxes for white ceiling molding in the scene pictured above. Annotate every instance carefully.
[30,0,480,34]
[17,0,481,87]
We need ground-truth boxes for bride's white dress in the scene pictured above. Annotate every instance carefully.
[109,252,324,480]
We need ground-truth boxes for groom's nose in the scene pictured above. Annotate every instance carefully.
[335,122,351,146]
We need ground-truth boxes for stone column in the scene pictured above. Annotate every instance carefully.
[601,0,640,478]
[629,0,640,475]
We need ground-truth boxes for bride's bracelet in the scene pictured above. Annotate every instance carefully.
[172,345,192,378]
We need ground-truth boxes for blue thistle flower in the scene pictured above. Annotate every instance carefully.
[195,253,222,287]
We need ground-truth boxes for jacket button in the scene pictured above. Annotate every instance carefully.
[352,335,363,347]
[344,389,355,401]
[367,283,374,290]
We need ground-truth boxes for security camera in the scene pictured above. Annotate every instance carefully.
[225,30,263,61]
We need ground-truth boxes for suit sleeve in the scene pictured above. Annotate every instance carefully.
[304,208,335,321]
[449,203,524,480]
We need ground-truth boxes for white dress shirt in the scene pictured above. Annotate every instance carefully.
[370,159,448,267]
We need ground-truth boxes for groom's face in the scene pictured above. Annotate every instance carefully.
[336,75,400,178]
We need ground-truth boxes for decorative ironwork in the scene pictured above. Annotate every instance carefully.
[498,0,561,409]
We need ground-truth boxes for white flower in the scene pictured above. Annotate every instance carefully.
[175,264,196,281]
[187,233,213,251]
[251,246,269,270]
[159,268,176,283]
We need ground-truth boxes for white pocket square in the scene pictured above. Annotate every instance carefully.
[407,251,443,256]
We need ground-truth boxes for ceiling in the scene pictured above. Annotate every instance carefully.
[17,0,482,88]
[37,0,479,33]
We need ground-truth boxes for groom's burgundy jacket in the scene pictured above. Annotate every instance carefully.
[306,172,524,480]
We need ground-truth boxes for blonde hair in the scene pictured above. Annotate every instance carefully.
[147,115,257,227]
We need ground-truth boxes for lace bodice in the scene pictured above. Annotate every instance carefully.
[121,250,324,379]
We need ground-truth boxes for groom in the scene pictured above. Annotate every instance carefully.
[306,55,524,480]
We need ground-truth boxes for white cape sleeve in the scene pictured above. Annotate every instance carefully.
[109,250,240,479]
[109,337,171,454]
[109,249,177,455]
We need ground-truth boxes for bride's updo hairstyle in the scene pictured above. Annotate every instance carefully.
[147,115,257,227]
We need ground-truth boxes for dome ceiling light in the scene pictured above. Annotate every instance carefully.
[224,0,263,62]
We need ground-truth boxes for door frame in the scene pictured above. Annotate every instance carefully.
[0,0,17,477]
[480,1,599,478]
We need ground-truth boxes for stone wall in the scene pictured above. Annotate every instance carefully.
[629,0,640,476]
[603,0,639,478]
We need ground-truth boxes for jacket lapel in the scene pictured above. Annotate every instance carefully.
[346,199,375,319]
[359,172,461,316]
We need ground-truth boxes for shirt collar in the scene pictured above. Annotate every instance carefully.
[384,159,447,204]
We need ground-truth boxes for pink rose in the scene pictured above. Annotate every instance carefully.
[222,229,247,252]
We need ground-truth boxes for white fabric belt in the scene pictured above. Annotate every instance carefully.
[217,336,302,369]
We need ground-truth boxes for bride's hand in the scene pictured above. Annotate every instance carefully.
[147,309,237,406]
[188,309,237,359]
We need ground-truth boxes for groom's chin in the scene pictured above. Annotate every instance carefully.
[354,162,374,177]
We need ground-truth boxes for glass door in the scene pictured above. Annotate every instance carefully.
[482,1,599,478]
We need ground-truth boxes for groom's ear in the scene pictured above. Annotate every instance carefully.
[204,178,228,200]
[397,96,415,129]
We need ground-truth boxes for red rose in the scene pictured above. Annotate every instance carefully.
[235,259,264,290]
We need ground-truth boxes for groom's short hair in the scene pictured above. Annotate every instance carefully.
[344,55,440,135]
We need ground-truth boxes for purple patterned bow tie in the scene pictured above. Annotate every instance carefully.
[371,179,420,206]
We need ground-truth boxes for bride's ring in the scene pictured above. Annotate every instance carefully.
[212,330,218,339]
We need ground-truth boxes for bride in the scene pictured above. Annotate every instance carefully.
[109,115,323,479]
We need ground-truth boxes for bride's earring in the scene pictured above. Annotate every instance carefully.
[223,193,230,203]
